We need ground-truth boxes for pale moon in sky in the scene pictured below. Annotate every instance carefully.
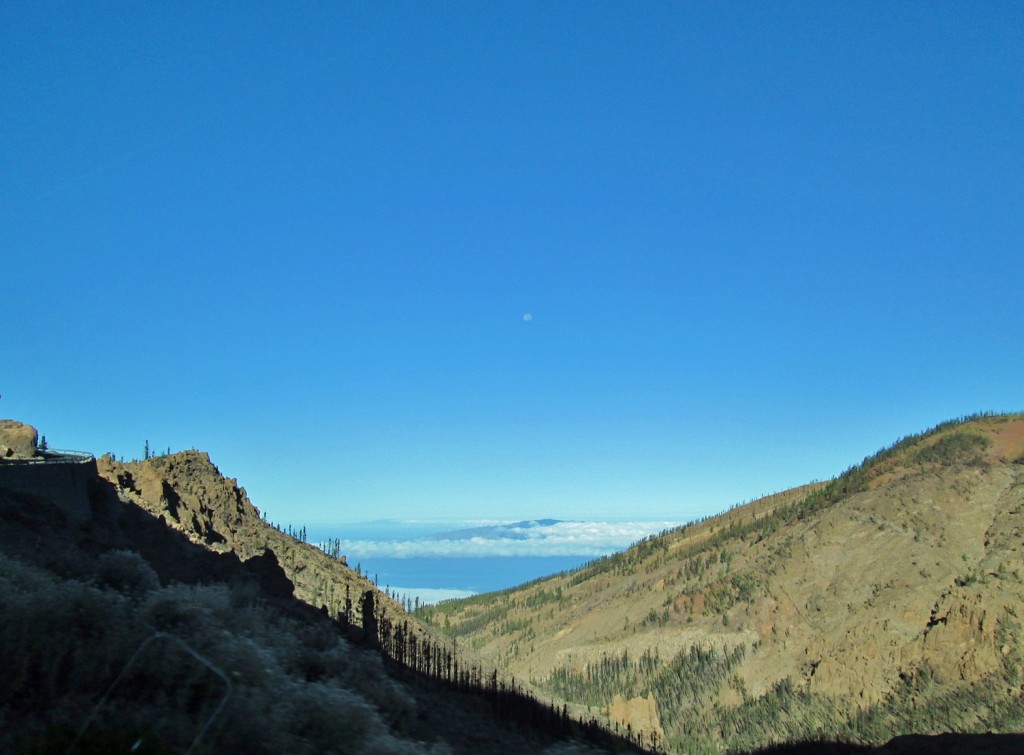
[522,313,533,321]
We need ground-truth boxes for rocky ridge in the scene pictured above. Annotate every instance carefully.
[95,451,389,626]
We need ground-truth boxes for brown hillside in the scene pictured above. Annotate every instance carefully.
[423,414,1024,753]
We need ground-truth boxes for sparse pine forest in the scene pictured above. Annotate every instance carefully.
[534,618,1024,754]
[423,413,1024,753]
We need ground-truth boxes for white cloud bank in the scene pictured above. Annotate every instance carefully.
[391,587,477,605]
[335,520,680,559]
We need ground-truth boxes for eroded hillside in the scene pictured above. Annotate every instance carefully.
[423,414,1024,753]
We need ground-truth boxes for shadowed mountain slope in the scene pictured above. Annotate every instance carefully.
[423,414,1024,753]
[0,428,649,755]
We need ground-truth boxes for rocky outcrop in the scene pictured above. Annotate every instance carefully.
[95,451,401,628]
[98,451,252,553]
[899,590,1003,683]
[0,420,38,459]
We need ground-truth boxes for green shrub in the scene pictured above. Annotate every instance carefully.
[913,432,992,467]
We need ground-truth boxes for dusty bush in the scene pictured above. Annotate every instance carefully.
[141,582,232,636]
[0,554,155,752]
[95,549,159,598]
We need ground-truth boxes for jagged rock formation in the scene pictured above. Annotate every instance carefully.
[0,419,39,459]
[96,451,388,627]
[425,414,1024,753]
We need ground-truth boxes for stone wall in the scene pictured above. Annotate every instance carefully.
[0,456,96,523]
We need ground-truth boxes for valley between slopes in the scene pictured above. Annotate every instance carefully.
[3,414,1024,754]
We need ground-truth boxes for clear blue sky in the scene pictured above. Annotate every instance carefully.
[3,2,1021,526]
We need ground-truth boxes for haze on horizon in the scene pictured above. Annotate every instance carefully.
[3,3,1021,526]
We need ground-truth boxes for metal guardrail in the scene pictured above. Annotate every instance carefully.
[0,449,95,465]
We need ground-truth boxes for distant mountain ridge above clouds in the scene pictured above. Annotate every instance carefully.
[332,519,684,558]
[428,518,565,541]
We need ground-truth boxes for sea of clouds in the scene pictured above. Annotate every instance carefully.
[332,519,681,559]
